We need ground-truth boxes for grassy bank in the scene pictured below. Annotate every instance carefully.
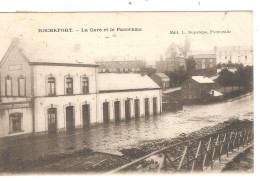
[222,146,254,173]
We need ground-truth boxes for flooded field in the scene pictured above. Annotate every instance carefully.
[1,93,254,161]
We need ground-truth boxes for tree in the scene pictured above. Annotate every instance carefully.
[186,56,197,73]
[222,63,227,69]
[216,63,222,69]
[217,68,234,93]
[216,63,253,93]
[227,60,235,69]
[234,65,253,90]
[140,66,156,76]
[165,66,188,87]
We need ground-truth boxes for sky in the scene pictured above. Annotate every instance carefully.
[0,12,253,65]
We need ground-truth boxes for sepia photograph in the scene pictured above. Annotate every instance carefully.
[0,11,254,175]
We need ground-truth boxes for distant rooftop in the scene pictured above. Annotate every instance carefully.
[192,76,215,84]
[191,50,216,59]
[99,73,160,92]
[3,38,98,66]
[215,46,253,51]
[96,60,144,63]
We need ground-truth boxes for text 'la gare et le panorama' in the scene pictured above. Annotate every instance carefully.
[38,28,142,33]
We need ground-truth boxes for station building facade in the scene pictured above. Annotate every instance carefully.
[0,40,162,138]
[98,74,161,123]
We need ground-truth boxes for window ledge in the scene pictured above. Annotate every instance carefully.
[9,130,24,134]
[3,96,29,98]
[47,95,57,97]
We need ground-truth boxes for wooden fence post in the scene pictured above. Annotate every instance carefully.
[178,146,187,171]
[210,138,213,170]
[201,141,204,172]
[187,144,190,171]
[202,137,211,171]
[218,134,221,162]
[230,132,234,153]
[212,134,219,165]
[191,141,201,172]
[242,130,245,147]
[246,130,250,146]
[226,133,232,157]
[219,133,226,162]
[232,131,238,151]
[237,131,241,150]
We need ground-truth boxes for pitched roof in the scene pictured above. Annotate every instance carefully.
[208,89,223,97]
[191,50,215,55]
[2,38,98,67]
[155,73,169,78]
[154,73,170,81]
[190,50,216,59]
[99,73,160,92]
[192,76,215,84]
[192,54,216,59]
[163,87,181,94]
[209,75,219,81]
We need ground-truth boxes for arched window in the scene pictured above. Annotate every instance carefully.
[66,77,73,95]
[48,77,56,96]
[81,76,89,94]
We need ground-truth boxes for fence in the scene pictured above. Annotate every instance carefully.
[108,127,253,173]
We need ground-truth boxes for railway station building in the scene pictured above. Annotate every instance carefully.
[0,39,162,138]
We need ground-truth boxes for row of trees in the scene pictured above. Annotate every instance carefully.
[217,65,253,90]
[141,58,253,90]
[216,60,244,69]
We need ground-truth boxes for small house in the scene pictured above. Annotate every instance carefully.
[150,73,170,89]
[181,76,215,103]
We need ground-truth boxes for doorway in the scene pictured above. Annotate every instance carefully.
[48,108,57,134]
[145,98,149,116]
[125,100,131,121]
[82,104,90,128]
[66,106,75,131]
[103,102,110,123]
[153,97,157,115]
[114,101,121,122]
[134,99,140,118]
